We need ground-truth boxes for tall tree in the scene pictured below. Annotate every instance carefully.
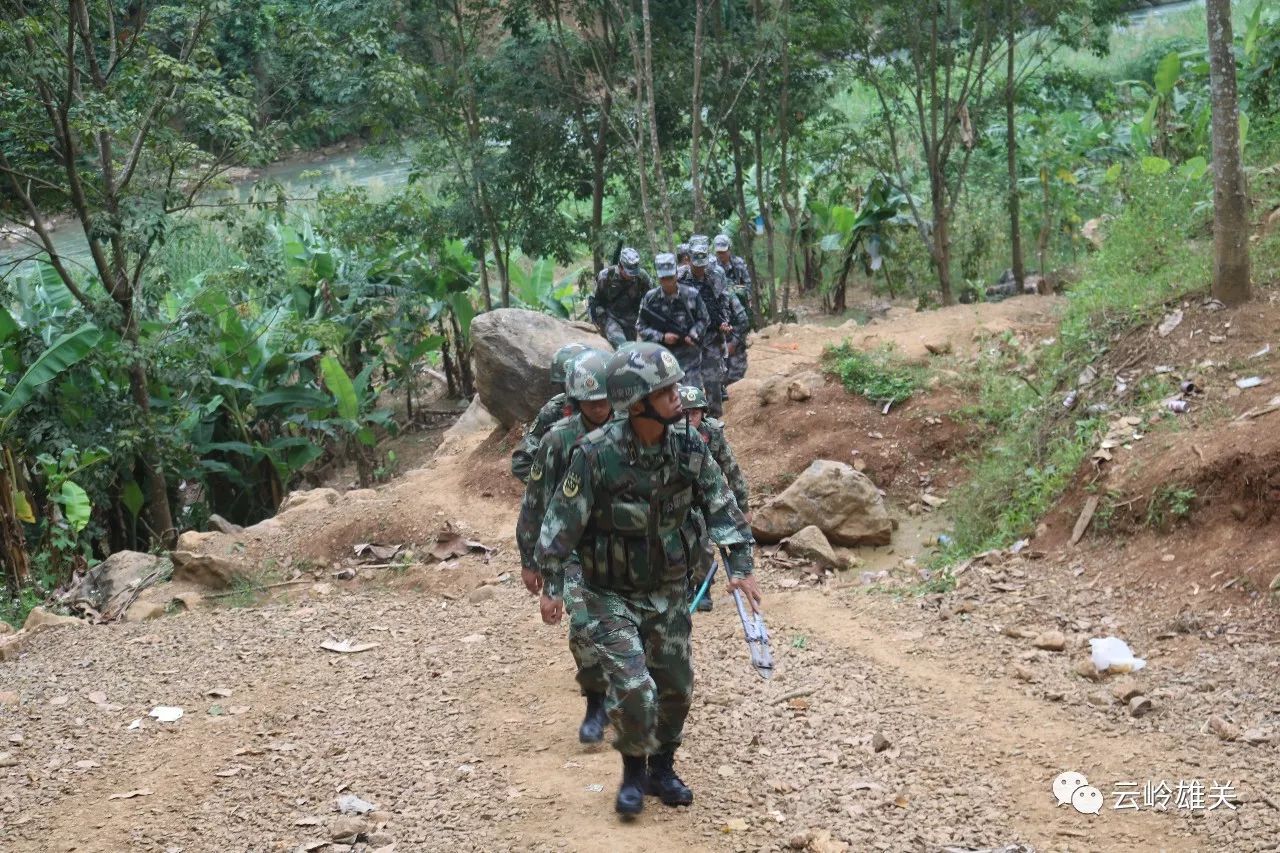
[844,0,1005,305]
[0,0,262,545]
[690,0,707,226]
[1206,0,1251,305]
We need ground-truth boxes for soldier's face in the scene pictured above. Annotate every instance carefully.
[688,409,704,428]
[647,384,682,420]
[579,399,612,427]
[660,275,677,291]
[716,250,730,265]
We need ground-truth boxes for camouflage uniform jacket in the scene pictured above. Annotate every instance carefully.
[726,290,749,347]
[510,393,572,483]
[589,266,652,345]
[516,413,588,571]
[697,417,749,512]
[535,418,754,599]
[678,265,732,343]
[717,254,753,305]
[635,284,709,347]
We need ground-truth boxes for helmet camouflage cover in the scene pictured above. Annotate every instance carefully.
[678,384,708,410]
[550,342,592,384]
[619,246,641,274]
[605,342,685,412]
[565,350,609,402]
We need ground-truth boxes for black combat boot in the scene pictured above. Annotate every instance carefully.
[615,754,648,817]
[646,750,694,806]
[578,692,608,744]
[696,595,712,612]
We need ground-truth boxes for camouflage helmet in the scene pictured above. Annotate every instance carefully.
[565,350,609,402]
[605,342,685,412]
[689,234,711,267]
[676,242,691,261]
[619,246,641,275]
[550,342,592,384]
[678,384,708,410]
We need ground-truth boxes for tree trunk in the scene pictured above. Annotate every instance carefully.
[126,361,176,546]
[1,448,31,596]
[640,0,675,245]
[729,118,758,292]
[1005,0,1025,289]
[932,195,954,306]
[690,0,707,226]
[754,124,777,318]
[777,0,796,321]
[478,242,493,312]
[591,96,610,272]
[1206,0,1251,306]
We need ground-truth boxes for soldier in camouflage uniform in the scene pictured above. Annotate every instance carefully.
[714,234,755,329]
[516,350,614,742]
[723,289,750,389]
[588,247,652,348]
[511,343,591,483]
[535,342,762,818]
[678,384,751,612]
[678,236,733,418]
[636,253,708,390]
[675,242,691,278]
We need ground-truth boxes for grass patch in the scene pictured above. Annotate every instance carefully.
[1146,485,1196,530]
[0,585,46,629]
[939,171,1211,563]
[823,342,925,406]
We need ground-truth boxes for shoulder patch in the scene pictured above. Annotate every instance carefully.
[529,458,544,481]
[562,470,582,498]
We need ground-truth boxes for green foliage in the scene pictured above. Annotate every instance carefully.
[1146,485,1196,530]
[822,343,923,406]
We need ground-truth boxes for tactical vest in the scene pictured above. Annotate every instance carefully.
[578,425,704,593]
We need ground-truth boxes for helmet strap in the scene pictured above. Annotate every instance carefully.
[636,396,685,427]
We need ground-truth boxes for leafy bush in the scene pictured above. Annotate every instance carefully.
[822,342,924,406]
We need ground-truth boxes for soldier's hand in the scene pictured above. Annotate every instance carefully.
[728,575,763,613]
[663,332,679,345]
[540,594,564,625]
[720,322,732,333]
[521,567,543,595]
[683,336,697,347]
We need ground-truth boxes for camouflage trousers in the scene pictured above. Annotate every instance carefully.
[601,317,636,349]
[725,342,748,386]
[699,343,725,417]
[564,565,608,695]
[578,580,694,756]
[685,509,714,593]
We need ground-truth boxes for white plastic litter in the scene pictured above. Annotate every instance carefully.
[1089,637,1146,674]
[148,706,183,723]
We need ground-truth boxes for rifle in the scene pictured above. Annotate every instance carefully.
[611,239,624,268]
[689,551,773,680]
[640,303,698,346]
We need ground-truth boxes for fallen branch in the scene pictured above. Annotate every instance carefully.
[204,578,313,599]
[1235,403,1280,422]
[771,685,819,705]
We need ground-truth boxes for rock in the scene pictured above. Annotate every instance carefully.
[923,341,952,356]
[1111,679,1143,703]
[443,396,501,442]
[1229,503,1247,521]
[0,633,25,662]
[170,552,252,590]
[169,592,203,612]
[788,831,813,850]
[1242,728,1271,744]
[1073,659,1102,682]
[871,732,891,753]
[330,816,367,844]
[176,530,222,552]
[0,691,18,706]
[752,461,894,547]
[279,488,340,515]
[723,818,749,832]
[207,514,243,535]
[22,607,84,633]
[1013,664,1037,683]
[124,600,167,623]
[0,752,17,768]
[1209,715,1241,742]
[467,586,496,604]
[66,551,171,621]
[471,309,607,426]
[367,832,394,847]
[243,518,284,538]
[1087,691,1112,708]
[0,621,11,636]
[808,831,849,853]
[786,379,812,402]
[1128,695,1154,718]
[782,526,842,570]
[346,489,379,501]
[1031,630,1066,652]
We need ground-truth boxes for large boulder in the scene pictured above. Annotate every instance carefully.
[471,309,608,427]
[170,551,252,590]
[22,606,85,633]
[752,460,893,547]
[66,551,172,621]
[444,395,501,440]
